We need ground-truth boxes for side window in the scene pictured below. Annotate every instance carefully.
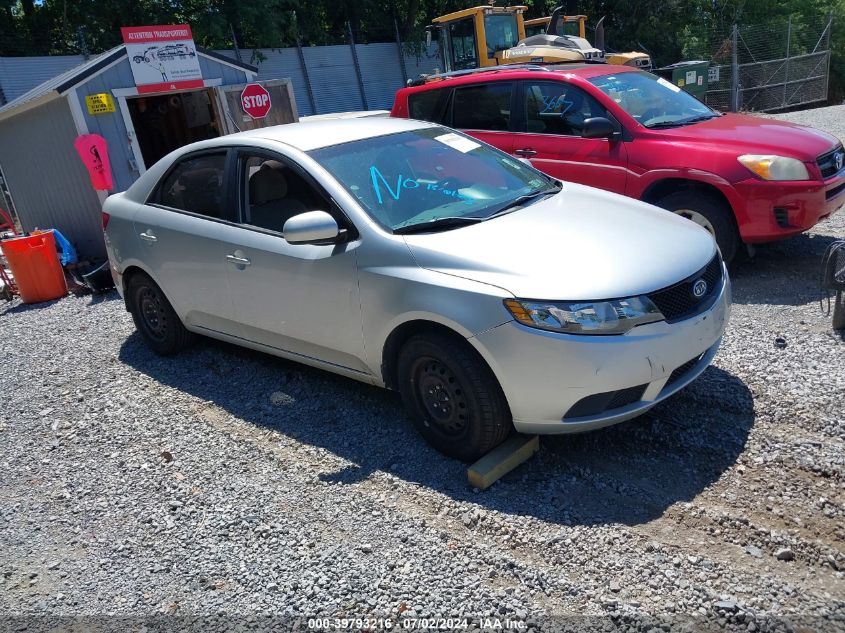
[449,18,477,70]
[408,88,446,123]
[524,82,608,136]
[158,153,227,219]
[241,155,330,234]
[452,82,512,131]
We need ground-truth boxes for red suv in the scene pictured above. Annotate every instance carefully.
[391,65,845,262]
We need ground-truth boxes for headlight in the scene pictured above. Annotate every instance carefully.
[504,296,664,335]
[737,155,809,181]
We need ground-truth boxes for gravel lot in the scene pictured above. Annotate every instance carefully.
[1,107,844,632]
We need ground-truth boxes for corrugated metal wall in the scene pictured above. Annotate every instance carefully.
[217,44,441,116]
[0,97,104,256]
[0,56,86,105]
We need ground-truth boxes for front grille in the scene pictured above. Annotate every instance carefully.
[647,253,723,323]
[565,383,647,419]
[817,145,844,179]
[666,353,704,388]
[774,207,790,227]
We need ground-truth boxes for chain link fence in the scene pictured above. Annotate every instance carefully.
[704,14,832,113]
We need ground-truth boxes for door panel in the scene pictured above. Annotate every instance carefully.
[223,228,367,373]
[132,150,240,335]
[224,151,367,374]
[515,81,628,193]
[132,205,240,335]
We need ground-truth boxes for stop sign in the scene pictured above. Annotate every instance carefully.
[241,83,272,119]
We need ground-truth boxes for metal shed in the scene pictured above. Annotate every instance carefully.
[0,45,257,259]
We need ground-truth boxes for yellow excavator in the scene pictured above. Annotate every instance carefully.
[523,7,652,69]
[427,4,606,72]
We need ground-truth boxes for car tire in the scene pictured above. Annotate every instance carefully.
[833,291,845,330]
[397,333,512,461]
[655,191,739,264]
[127,273,193,356]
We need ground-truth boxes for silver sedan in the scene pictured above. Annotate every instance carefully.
[104,117,730,460]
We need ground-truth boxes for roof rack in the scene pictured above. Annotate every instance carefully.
[406,64,552,87]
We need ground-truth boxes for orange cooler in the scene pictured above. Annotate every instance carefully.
[1,231,67,304]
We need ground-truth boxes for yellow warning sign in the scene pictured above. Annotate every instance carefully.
[85,93,115,115]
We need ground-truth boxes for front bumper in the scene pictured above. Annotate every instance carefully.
[734,171,845,243]
[472,270,731,435]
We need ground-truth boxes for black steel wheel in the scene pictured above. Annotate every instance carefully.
[127,273,193,356]
[397,333,512,461]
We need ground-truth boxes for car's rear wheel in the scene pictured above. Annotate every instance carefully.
[655,191,739,263]
[397,333,512,461]
[127,273,193,356]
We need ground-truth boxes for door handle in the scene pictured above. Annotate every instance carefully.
[514,148,537,157]
[226,253,251,267]
[139,231,157,243]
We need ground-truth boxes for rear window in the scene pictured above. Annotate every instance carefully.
[408,88,446,123]
[158,153,227,219]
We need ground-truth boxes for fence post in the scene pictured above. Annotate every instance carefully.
[730,24,740,112]
[824,12,833,103]
[783,15,791,109]
[292,12,317,116]
[394,18,409,85]
[347,21,369,111]
[295,38,317,115]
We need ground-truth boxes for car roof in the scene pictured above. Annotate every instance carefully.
[223,117,439,151]
[405,63,639,91]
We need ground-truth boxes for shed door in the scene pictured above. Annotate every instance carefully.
[216,79,298,134]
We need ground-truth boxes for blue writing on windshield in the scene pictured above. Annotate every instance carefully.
[370,165,473,206]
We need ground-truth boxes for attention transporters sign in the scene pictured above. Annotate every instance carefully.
[121,24,203,94]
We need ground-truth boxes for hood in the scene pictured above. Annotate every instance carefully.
[403,183,717,300]
[656,113,840,160]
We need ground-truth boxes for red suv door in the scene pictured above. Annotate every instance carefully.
[512,80,628,194]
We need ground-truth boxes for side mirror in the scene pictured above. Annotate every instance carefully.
[425,28,432,48]
[581,117,616,139]
[283,211,339,245]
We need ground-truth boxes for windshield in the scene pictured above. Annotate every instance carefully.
[309,127,554,233]
[588,72,717,128]
[484,14,520,55]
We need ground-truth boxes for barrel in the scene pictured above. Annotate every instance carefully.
[1,231,67,304]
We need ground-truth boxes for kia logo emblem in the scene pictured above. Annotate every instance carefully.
[835,151,844,171]
[692,279,708,298]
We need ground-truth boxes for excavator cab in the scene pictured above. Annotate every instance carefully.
[430,5,527,71]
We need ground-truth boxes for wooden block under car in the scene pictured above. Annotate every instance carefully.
[467,435,540,490]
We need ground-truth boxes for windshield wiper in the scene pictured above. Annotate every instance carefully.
[393,216,483,235]
[646,114,717,129]
[484,182,563,219]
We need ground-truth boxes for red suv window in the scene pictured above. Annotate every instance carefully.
[451,82,513,131]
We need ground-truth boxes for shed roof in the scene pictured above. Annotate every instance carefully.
[0,54,87,105]
[0,44,257,120]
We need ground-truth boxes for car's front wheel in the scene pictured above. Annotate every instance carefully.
[127,272,193,356]
[655,191,739,263]
[397,333,512,461]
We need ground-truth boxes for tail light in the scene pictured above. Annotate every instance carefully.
[102,212,111,230]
